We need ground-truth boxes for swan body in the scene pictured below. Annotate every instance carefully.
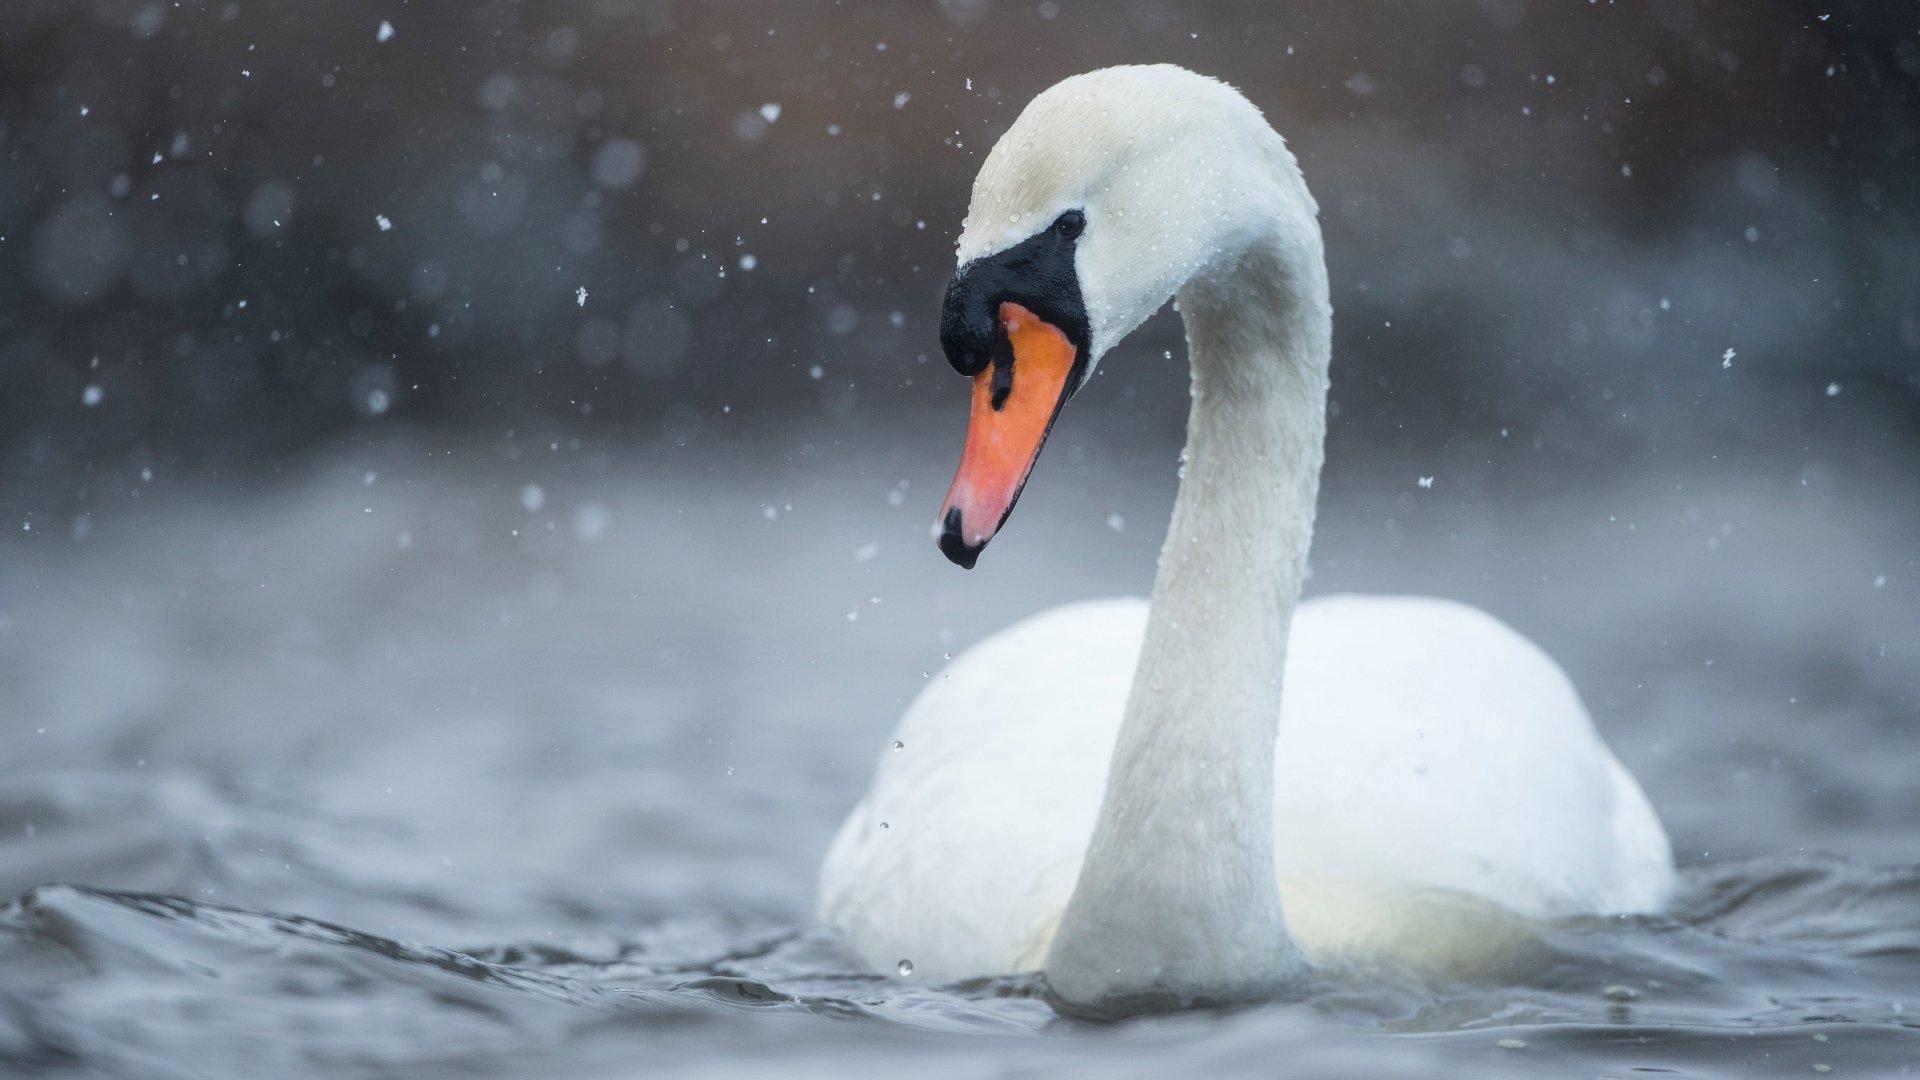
[820,596,1671,981]
[818,64,1673,1007]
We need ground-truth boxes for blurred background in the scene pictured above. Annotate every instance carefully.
[5,0,1918,480]
[3,0,1920,997]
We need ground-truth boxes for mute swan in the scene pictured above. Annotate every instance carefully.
[818,64,1673,1009]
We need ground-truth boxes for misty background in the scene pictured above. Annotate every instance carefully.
[2,0,1918,944]
[5,0,1917,474]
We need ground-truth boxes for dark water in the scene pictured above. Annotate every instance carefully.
[3,437,1917,1077]
[7,859,1920,1078]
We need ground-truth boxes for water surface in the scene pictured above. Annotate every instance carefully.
[2,440,1916,1077]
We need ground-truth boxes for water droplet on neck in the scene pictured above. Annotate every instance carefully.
[892,740,904,750]
[897,959,914,977]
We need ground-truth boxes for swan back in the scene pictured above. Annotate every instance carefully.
[818,596,1673,982]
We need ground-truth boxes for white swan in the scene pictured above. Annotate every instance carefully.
[818,65,1672,1009]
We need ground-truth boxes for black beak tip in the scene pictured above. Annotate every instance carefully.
[937,506,985,570]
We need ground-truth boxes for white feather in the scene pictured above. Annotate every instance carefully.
[820,64,1673,1006]
[820,597,1671,978]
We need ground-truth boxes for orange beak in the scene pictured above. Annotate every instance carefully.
[936,301,1080,568]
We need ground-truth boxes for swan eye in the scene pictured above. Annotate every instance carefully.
[1052,210,1085,239]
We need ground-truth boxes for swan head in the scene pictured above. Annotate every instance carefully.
[934,65,1316,568]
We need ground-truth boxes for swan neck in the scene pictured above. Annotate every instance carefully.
[1044,238,1331,1006]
